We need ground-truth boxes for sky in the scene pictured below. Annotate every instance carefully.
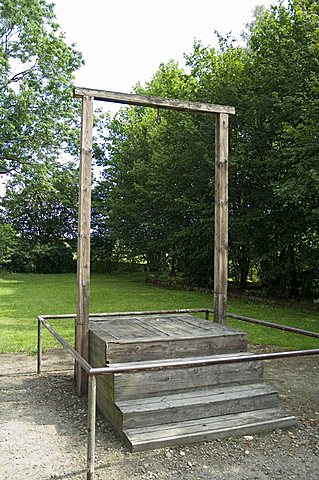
[53,0,275,94]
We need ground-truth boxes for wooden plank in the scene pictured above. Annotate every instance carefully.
[76,94,94,396]
[89,314,247,343]
[101,317,169,340]
[109,352,254,368]
[96,388,123,431]
[100,332,244,344]
[118,383,276,409]
[144,315,222,336]
[89,331,107,365]
[164,315,244,335]
[175,315,224,333]
[124,408,296,451]
[117,384,278,429]
[91,368,115,402]
[89,331,116,402]
[105,334,247,363]
[89,350,107,369]
[95,377,115,402]
[91,323,119,340]
[135,316,200,337]
[74,87,236,115]
[214,113,229,324]
[130,317,172,337]
[112,357,263,400]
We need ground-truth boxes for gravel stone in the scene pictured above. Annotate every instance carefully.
[0,347,318,479]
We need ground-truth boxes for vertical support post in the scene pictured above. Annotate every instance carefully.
[37,317,42,374]
[74,319,77,380]
[76,95,94,396]
[214,113,229,324]
[87,374,97,480]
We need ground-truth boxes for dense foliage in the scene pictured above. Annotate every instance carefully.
[95,0,319,297]
[1,163,78,272]
[0,0,82,173]
[1,0,318,298]
[0,0,81,272]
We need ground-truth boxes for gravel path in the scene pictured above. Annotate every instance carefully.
[0,348,318,479]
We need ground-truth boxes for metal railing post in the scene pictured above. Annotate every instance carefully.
[36,310,319,479]
[37,317,42,374]
[87,374,97,480]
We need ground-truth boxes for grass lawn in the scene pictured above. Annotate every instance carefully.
[0,272,318,354]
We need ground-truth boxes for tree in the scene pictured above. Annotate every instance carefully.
[0,0,84,272]
[0,222,17,269]
[0,0,82,175]
[97,61,217,282]
[1,162,78,272]
[240,0,319,296]
[184,1,319,296]
[95,1,319,298]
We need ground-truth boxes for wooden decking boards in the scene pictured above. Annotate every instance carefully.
[117,384,279,429]
[88,313,296,451]
[90,314,247,363]
[124,409,296,452]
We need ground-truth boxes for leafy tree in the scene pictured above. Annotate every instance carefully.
[0,0,84,272]
[184,1,319,296]
[97,62,217,282]
[0,222,17,269]
[0,0,82,174]
[1,162,78,272]
[90,1,319,298]
[239,0,319,296]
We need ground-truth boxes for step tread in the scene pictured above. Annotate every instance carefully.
[124,408,296,450]
[116,383,277,413]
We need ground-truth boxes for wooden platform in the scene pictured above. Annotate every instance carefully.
[89,313,247,364]
[88,313,295,451]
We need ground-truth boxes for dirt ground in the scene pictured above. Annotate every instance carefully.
[0,347,318,480]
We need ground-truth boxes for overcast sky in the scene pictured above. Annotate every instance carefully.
[53,0,275,93]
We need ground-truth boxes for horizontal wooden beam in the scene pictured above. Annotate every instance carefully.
[74,87,235,115]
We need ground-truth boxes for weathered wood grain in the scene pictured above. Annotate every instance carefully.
[105,334,247,363]
[117,384,278,429]
[96,388,123,431]
[76,94,94,396]
[90,314,244,343]
[214,113,229,324]
[111,355,264,400]
[87,313,294,452]
[124,408,296,451]
[89,331,107,365]
[74,87,236,115]
[89,314,247,363]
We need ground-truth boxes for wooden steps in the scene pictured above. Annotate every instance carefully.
[108,353,264,401]
[89,314,296,451]
[124,408,296,451]
[117,384,279,429]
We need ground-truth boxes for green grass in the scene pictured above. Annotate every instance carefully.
[0,272,318,354]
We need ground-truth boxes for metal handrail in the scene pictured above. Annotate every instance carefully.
[227,312,319,339]
[37,310,319,480]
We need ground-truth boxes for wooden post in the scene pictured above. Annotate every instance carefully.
[76,95,94,396]
[214,113,229,324]
[72,87,234,362]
